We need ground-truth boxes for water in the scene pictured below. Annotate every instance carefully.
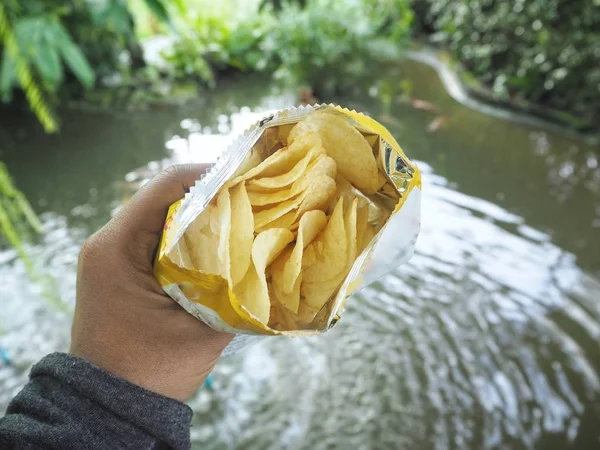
[1,59,600,449]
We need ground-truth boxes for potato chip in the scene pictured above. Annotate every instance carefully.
[305,154,337,181]
[185,204,222,275]
[283,210,327,292]
[301,198,348,312]
[253,196,302,231]
[216,189,232,281]
[296,175,336,218]
[253,228,294,275]
[167,241,194,269]
[255,211,297,234]
[233,265,267,324]
[343,197,359,271]
[247,155,337,206]
[235,228,294,324]
[356,201,370,253]
[288,112,380,194]
[229,183,254,285]
[360,224,377,253]
[295,299,320,325]
[268,291,299,330]
[270,211,327,314]
[231,131,321,185]
[270,247,301,314]
[247,146,324,191]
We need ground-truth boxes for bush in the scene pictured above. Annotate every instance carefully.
[416,0,600,128]
[162,8,276,87]
[264,0,412,96]
[164,0,413,97]
[0,0,171,131]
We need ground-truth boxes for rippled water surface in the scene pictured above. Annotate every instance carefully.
[1,60,599,449]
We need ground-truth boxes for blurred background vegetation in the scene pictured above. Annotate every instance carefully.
[0,0,598,297]
[1,0,598,132]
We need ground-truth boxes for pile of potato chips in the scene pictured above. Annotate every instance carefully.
[155,105,421,336]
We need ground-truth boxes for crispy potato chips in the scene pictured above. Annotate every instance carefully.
[155,105,421,337]
[179,111,386,328]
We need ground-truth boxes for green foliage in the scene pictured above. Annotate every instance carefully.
[162,8,275,86]
[259,0,307,11]
[2,15,95,94]
[164,0,413,96]
[265,0,412,95]
[418,0,600,127]
[0,0,173,131]
[0,163,67,312]
[0,4,58,132]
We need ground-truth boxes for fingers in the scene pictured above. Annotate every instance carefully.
[112,164,210,237]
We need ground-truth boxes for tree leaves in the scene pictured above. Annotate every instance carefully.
[143,0,171,26]
[0,49,16,100]
[50,19,95,89]
[1,14,95,93]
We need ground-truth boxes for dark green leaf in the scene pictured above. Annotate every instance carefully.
[33,38,63,89]
[51,21,95,89]
[93,0,132,35]
[143,0,170,24]
[0,51,16,100]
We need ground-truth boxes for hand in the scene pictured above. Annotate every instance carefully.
[71,164,233,401]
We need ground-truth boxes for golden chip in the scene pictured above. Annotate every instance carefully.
[268,291,298,330]
[185,204,222,275]
[301,198,348,313]
[247,146,324,191]
[255,211,297,233]
[296,175,337,218]
[247,155,337,206]
[231,131,321,185]
[253,196,302,231]
[270,211,327,314]
[288,112,380,194]
[167,241,194,269]
[216,189,232,282]
[229,183,254,285]
[235,228,294,324]
[270,247,301,314]
[233,265,267,324]
[356,201,370,253]
[284,210,327,293]
[343,197,359,272]
[360,224,377,253]
[295,299,320,326]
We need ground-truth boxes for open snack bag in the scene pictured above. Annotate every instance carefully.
[154,105,421,347]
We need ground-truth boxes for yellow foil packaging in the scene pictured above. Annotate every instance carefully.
[154,105,421,346]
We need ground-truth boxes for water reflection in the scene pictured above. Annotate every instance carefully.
[0,67,599,449]
[186,162,600,450]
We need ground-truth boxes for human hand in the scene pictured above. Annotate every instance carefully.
[71,164,233,401]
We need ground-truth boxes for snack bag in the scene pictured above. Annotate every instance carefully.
[154,105,421,342]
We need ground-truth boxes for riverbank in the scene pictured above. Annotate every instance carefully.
[405,46,600,146]
[412,0,600,132]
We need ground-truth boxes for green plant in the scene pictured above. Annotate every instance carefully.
[0,162,67,311]
[417,0,600,128]
[264,0,412,96]
[259,0,307,11]
[160,3,275,86]
[164,0,413,96]
[1,13,95,99]
[0,0,174,131]
[0,4,58,132]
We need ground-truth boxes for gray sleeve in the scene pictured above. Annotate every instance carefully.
[0,353,193,450]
